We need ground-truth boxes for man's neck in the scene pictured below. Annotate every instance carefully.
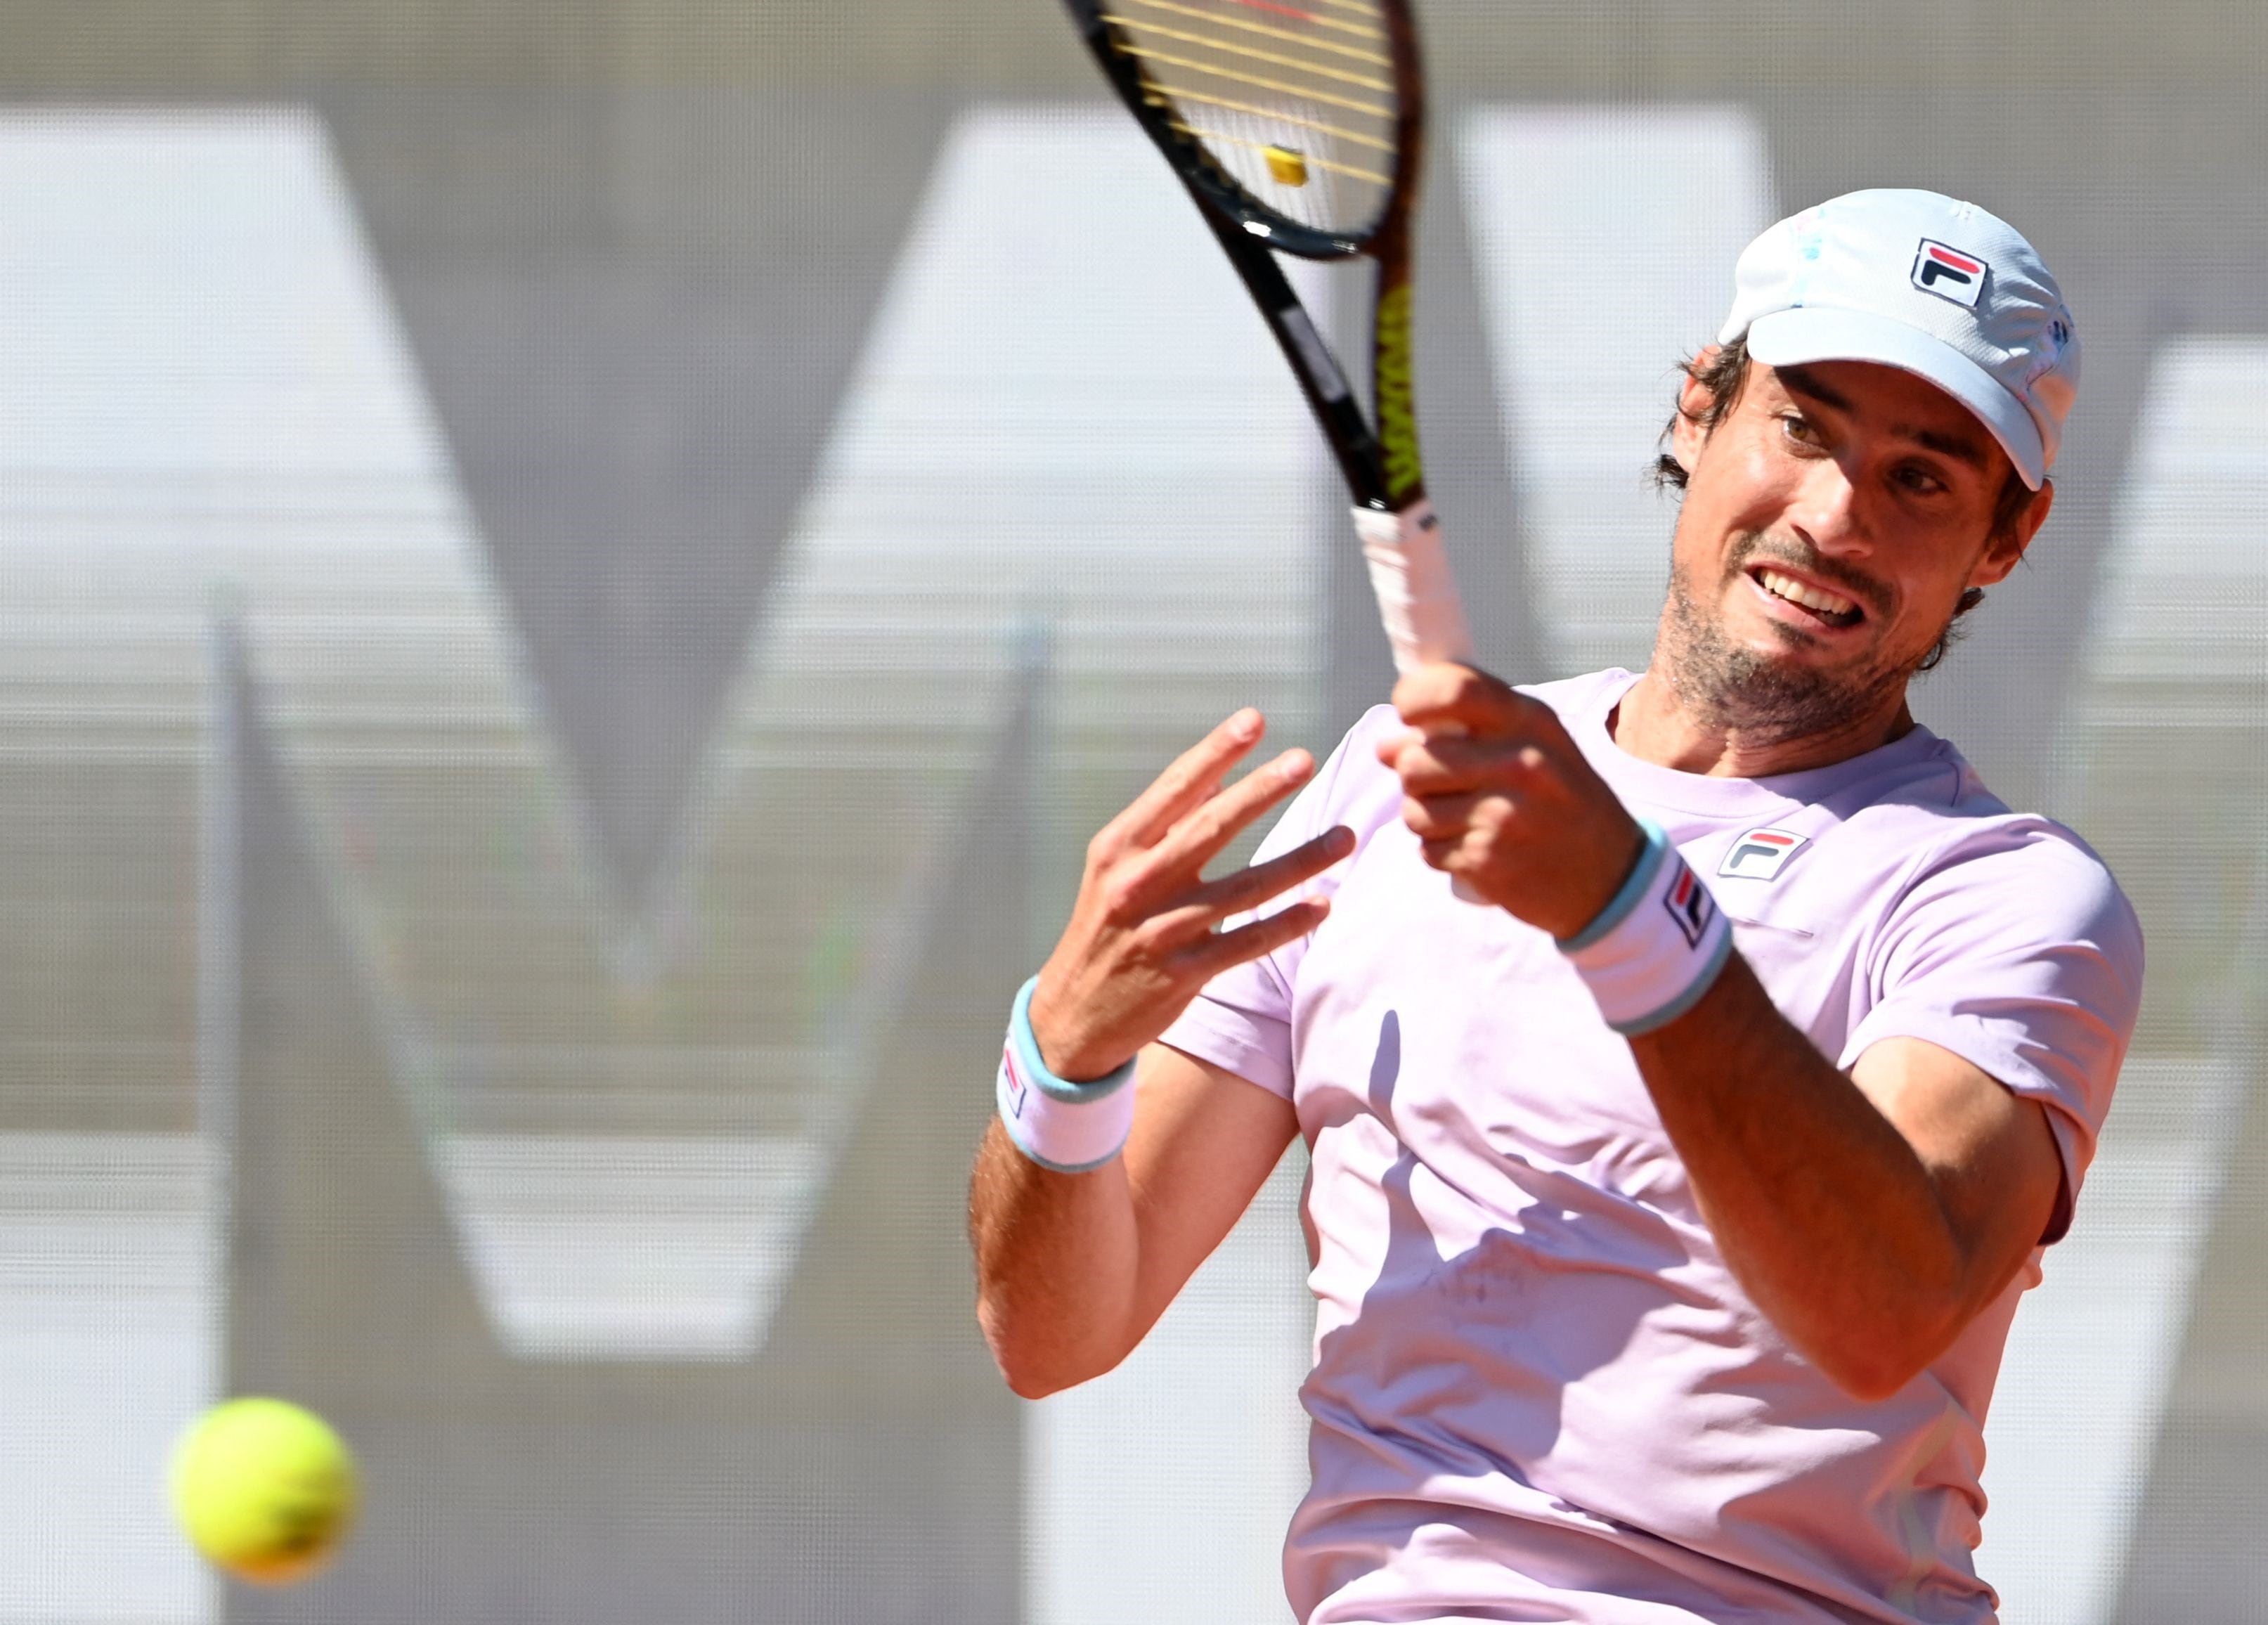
[1610,668,1917,779]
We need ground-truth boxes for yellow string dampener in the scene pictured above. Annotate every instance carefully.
[1264,144,1309,186]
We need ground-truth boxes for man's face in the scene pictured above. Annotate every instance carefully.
[1660,356,2049,743]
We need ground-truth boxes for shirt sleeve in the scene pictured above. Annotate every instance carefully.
[1840,824,2144,1242]
[1157,705,1408,1099]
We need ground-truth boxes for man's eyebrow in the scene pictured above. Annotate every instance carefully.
[1902,422,1992,470]
[1777,363,1991,470]
[1774,363,1853,414]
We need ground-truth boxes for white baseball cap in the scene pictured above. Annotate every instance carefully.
[1718,189,2080,488]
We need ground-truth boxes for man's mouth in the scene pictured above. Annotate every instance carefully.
[1749,566,1865,629]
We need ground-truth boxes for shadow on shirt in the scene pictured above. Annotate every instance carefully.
[1290,1006,1694,1606]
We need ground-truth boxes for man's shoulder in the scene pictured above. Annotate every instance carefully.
[1830,732,2113,885]
[1825,747,2139,961]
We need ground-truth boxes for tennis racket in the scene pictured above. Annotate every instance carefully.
[1065,0,1471,675]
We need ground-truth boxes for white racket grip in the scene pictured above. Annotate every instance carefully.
[1358,498,1485,905]
[1352,500,1472,674]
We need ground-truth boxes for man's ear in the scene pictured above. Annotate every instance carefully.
[1971,479,2055,588]
[1668,350,1722,477]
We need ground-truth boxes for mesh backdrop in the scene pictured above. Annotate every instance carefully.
[0,4,2264,1621]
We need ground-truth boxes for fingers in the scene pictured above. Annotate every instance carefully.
[1205,826,1355,914]
[1096,707,1266,860]
[1175,896,1331,980]
[1376,732,1546,798]
[1142,825,1354,943]
[1399,790,1495,842]
[1389,660,1531,736]
[1418,834,1483,875]
[1375,723,1476,781]
[1137,745,1316,885]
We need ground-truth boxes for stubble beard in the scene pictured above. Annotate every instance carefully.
[1656,531,1933,751]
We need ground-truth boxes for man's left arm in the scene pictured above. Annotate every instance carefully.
[1384,663,2113,1401]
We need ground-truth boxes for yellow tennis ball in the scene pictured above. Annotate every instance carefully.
[169,1397,358,1585]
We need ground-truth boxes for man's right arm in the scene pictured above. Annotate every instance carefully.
[964,706,1347,1398]
[969,1043,1297,1398]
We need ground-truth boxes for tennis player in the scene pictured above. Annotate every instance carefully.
[968,189,2143,1623]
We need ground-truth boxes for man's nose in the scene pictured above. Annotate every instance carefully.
[1787,454,1870,557]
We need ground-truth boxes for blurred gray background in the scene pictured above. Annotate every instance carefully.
[0,3,2263,1621]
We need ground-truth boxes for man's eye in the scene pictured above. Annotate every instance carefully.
[1780,413,1823,446]
[1895,465,1949,496]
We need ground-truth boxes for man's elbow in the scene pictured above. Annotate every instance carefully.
[1000,1364,1077,1402]
[1803,1304,1965,1404]
[987,1342,1122,1401]
[976,1295,1125,1401]
[1816,1349,1925,1405]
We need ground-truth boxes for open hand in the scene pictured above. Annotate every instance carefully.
[1029,709,1354,1080]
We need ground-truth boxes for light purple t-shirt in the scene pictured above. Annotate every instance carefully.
[1160,669,2143,1625]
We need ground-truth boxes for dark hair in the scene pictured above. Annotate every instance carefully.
[1652,337,2042,672]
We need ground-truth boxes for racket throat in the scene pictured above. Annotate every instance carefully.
[1370,279,1423,499]
[1274,304,1352,404]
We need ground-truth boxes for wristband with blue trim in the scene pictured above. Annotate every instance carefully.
[1557,818,1735,1035]
[995,976,1139,1172]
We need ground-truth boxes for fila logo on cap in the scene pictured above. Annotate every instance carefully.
[1912,240,1988,309]
[1719,827,1809,881]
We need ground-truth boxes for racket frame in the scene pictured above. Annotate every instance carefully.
[1064,0,1430,514]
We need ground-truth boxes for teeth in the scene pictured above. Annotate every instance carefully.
[1760,569,1857,619]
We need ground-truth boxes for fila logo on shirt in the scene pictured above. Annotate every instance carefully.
[1661,860,1718,949]
[1719,827,1810,882]
[1912,240,1988,308]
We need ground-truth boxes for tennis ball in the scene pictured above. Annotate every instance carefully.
[170,1397,358,1585]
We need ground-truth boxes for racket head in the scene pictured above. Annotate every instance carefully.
[1067,0,1424,259]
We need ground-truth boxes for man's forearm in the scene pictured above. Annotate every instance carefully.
[968,1119,1144,1399]
[1626,954,1983,1399]
[970,1044,1301,1399]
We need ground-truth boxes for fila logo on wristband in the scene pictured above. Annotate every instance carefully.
[994,976,1139,1172]
[1663,865,1716,947]
[1559,821,1736,1037]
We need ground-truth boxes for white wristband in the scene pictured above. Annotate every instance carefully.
[995,976,1138,1172]
[1558,820,1734,1035]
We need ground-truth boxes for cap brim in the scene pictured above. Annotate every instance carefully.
[1744,307,2047,488]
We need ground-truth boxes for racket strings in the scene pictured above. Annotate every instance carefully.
[1124,25,1387,93]
[1161,120,1388,187]
[1099,0,1397,238]
[1117,0,1389,66]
